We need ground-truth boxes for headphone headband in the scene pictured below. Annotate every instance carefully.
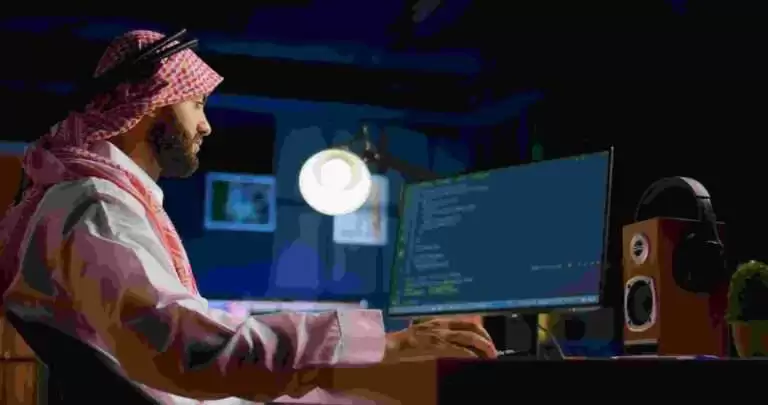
[14,30,199,206]
[73,29,198,115]
[634,176,719,241]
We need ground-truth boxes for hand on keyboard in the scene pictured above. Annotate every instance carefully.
[383,317,497,362]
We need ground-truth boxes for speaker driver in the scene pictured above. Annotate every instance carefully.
[624,276,657,332]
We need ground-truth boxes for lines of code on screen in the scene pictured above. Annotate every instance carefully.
[389,152,611,315]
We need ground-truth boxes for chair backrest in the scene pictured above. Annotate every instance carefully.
[4,310,161,405]
[0,311,41,405]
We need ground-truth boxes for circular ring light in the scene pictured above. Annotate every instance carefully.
[298,148,372,216]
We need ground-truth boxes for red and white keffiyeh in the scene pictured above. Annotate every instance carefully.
[0,30,222,298]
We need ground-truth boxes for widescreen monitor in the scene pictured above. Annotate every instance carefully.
[388,150,613,317]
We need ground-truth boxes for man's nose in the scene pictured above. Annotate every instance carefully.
[199,120,212,137]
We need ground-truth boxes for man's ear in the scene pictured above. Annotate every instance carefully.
[150,105,174,122]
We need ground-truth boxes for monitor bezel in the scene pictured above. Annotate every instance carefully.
[387,148,615,319]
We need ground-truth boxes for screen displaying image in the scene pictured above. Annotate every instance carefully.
[204,172,277,232]
[389,151,612,316]
[333,174,389,246]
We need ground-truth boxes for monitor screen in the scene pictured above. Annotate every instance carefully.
[333,174,390,246]
[388,150,613,317]
[204,172,277,232]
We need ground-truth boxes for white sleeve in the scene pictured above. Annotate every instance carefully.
[7,182,386,402]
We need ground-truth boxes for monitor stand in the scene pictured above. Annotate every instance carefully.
[484,314,569,360]
[484,314,561,359]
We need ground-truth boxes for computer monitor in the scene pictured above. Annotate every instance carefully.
[388,150,613,317]
[203,172,277,233]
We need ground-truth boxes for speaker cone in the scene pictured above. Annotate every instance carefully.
[625,276,656,331]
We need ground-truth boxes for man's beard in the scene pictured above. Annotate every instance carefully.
[149,116,200,178]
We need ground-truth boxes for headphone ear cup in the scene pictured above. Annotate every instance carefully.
[673,233,725,293]
[673,233,699,292]
[700,239,727,283]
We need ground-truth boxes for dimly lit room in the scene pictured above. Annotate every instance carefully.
[0,2,767,404]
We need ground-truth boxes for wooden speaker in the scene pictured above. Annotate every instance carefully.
[622,218,729,356]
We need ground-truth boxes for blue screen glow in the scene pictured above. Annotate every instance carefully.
[389,151,612,316]
[204,172,277,233]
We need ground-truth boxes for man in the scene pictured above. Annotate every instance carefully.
[0,30,496,404]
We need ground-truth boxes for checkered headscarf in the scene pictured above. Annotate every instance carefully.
[0,30,222,298]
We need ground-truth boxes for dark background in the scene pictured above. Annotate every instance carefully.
[1,2,766,351]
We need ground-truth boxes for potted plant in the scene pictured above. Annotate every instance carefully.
[727,260,768,357]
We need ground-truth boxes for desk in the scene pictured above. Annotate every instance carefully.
[317,358,762,404]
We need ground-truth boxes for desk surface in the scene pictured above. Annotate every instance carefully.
[320,358,763,404]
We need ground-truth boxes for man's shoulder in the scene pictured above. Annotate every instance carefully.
[45,177,125,200]
[40,177,144,215]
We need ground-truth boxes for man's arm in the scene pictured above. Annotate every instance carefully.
[59,187,385,402]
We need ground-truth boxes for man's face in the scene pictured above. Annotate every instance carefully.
[149,95,212,178]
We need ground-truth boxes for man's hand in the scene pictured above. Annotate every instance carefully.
[383,317,497,363]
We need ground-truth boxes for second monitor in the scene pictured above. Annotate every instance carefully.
[389,150,614,317]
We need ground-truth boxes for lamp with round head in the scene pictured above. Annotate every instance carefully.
[298,148,373,216]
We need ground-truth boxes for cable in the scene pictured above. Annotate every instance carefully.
[536,322,566,360]
[494,318,567,360]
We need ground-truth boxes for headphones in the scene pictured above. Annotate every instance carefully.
[71,29,199,115]
[634,176,727,293]
[13,29,198,205]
